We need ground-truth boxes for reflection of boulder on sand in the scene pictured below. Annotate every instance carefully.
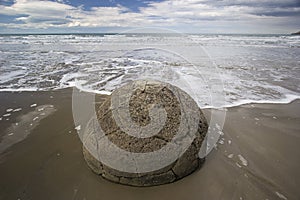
[82,80,208,186]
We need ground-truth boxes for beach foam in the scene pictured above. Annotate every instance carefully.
[0,34,299,108]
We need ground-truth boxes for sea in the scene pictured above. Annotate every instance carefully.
[0,33,299,108]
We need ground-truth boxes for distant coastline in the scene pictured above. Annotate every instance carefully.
[0,33,294,36]
[291,31,300,35]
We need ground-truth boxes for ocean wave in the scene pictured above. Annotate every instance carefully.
[0,34,299,108]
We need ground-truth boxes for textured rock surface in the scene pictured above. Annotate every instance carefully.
[82,80,208,186]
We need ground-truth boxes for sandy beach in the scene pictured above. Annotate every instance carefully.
[1,0,300,199]
[0,88,299,200]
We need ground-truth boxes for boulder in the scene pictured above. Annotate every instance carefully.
[82,80,208,186]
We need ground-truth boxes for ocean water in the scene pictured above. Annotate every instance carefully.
[0,33,299,108]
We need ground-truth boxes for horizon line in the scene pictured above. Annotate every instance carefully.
[0,32,294,35]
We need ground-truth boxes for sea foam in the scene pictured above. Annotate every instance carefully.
[0,34,299,108]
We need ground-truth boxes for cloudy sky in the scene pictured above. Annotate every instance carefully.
[0,0,299,34]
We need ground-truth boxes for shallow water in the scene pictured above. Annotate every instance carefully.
[0,34,299,108]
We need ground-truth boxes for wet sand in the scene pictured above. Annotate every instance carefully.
[0,88,299,200]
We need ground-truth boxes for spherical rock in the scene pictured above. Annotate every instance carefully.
[82,80,208,186]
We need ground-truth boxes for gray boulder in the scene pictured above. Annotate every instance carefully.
[82,80,208,186]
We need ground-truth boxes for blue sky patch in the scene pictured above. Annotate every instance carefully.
[0,14,27,24]
[60,0,164,12]
[0,0,14,6]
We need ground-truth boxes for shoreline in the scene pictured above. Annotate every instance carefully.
[0,87,299,109]
[0,88,299,200]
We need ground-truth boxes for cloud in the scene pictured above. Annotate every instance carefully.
[67,6,146,27]
[0,0,299,33]
[141,0,300,22]
[0,0,74,28]
[0,0,147,28]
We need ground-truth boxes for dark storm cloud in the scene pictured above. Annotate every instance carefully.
[201,0,300,17]
[202,0,300,8]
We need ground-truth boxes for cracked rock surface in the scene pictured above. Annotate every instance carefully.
[82,80,208,186]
